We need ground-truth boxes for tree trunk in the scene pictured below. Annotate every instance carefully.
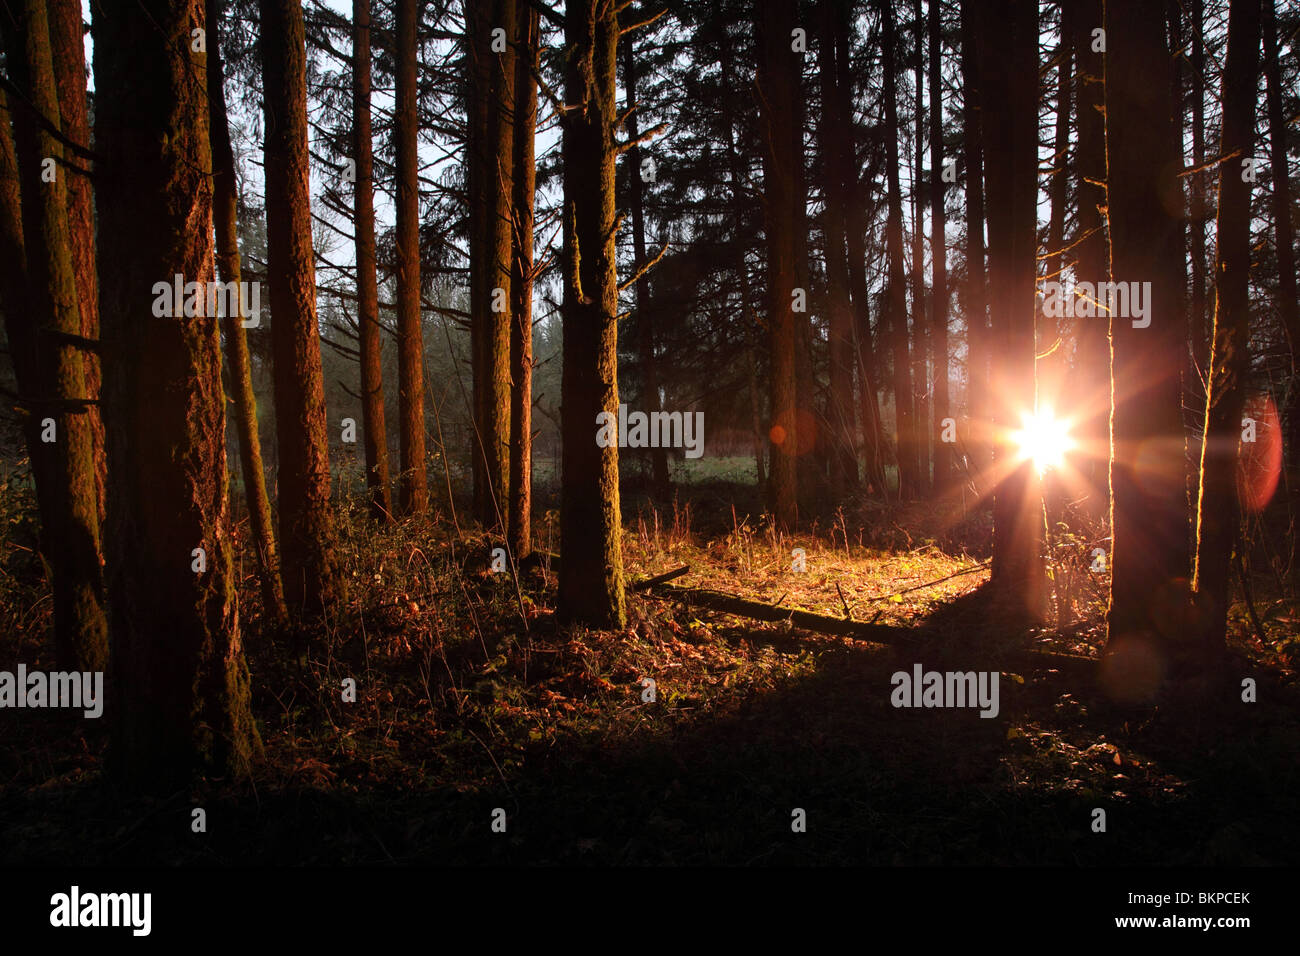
[466,0,490,519]
[261,0,343,616]
[48,0,103,527]
[623,34,669,499]
[959,0,989,491]
[841,2,884,497]
[929,0,951,491]
[1189,0,1208,378]
[395,0,428,515]
[1071,0,1109,519]
[1102,0,1194,694]
[883,2,917,500]
[817,1,858,500]
[755,0,800,528]
[1263,0,1300,470]
[94,0,260,782]
[474,0,515,531]
[3,0,108,673]
[353,0,393,522]
[558,0,625,628]
[790,45,818,513]
[207,0,287,627]
[0,88,66,665]
[910,0,930,496]
[1192,0,1261,656]
[722,49,767,489]
[1043,12,1072,401]
[509,1,538,559]
[1187,0,1210,514]
[974,0,1044,616]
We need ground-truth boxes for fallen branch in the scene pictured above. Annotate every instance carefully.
[857,561,992,604]
[631,564,691,591]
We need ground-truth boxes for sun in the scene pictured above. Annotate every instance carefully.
[1011,406,1074,473]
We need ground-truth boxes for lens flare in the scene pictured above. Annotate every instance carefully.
[1012,407,1074,473]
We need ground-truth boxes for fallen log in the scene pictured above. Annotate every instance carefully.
[644,581,911,644]
[639,580,1099,674]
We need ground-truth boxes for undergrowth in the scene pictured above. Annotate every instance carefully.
[1,470,1297,865]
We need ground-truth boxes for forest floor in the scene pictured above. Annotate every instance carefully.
[1,467,1299,866]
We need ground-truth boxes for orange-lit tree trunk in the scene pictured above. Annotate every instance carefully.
[3,0,108,672]
[94,0,260,782]
[466,0,489,518]
[755,0,800,528]
[1102,0,1193,694]
[261,0,343,616]
[486,0,515,532]
[353,0,393,521]
[395,0,427,515]
[975,0,1044,616]
[558,0,625,628]
[1192,0,1260,656]
[207,0,287,627]
[509,1,537,559]
[48,0,103,526]
[0,88,27,371]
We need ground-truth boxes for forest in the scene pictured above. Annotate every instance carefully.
[0,0,1298,886]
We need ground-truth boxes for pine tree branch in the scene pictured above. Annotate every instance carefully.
[618,238,668,293]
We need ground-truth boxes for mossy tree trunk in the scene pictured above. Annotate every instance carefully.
[508,1,537,559]
[93,0,260,782]
[3,0,108,673]
[1192,0,1261,656]
[207,0,287,627]
[48,0,103,527]
[558,0,625,629]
